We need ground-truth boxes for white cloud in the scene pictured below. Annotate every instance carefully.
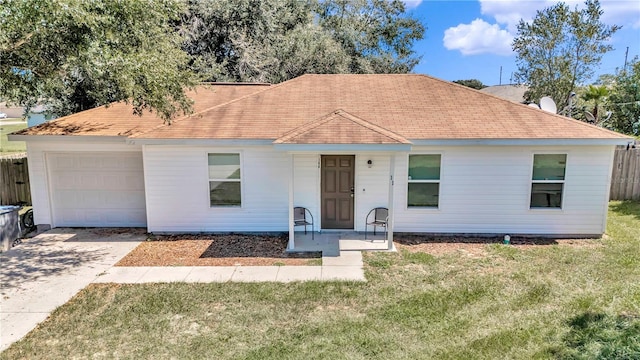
[400,0,423,9]
[443,19,514,56]
[598,0,640,29]
[479,0,640,30]
[444,0,639,56]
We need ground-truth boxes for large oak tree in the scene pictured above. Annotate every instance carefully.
[512,0,619,114]
[0,0,197,121]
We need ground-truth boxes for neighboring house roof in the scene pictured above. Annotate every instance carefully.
[479,84,528,104]
[14,84,270,137]
[15,74,629,142]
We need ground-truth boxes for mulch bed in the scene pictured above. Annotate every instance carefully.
[394,235,602,256]
[116,234,321,267]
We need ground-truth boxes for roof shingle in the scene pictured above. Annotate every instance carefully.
[17,74,630,141]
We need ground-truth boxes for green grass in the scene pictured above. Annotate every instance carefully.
[0,121,27,153]
[3,201,639,359]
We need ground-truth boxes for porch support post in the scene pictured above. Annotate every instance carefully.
[387,153,395,250]
[288,153,295,250]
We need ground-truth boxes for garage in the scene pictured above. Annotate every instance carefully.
[48,152,147,227]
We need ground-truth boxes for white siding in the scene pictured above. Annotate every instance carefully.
[25,141,143,227]
[392,145,615,235]
[354,154,390,231]
[144,145,289,232]
[291,153,391,230]
[26,140,615,236]
[292,154,319,226]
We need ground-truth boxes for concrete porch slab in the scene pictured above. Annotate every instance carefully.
[339,238,395,251]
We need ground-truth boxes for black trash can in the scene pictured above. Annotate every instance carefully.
[1,205,20,252]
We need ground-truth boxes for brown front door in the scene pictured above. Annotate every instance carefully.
[321,155,355,229]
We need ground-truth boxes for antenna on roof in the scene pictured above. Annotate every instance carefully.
[539,96,557,114]
[528,103,540,109]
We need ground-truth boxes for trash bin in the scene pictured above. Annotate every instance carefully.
[1,205,20,252]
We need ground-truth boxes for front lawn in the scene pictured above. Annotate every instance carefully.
[0,121,27,153]
[3,201,639,359]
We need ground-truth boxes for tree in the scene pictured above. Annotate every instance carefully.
[0,0,197,122]
[315,0,425,74]
[581,85,608,123]
[180,0,347,83]
[606,59,640,135]
[453,79,486,90]
[512,0,620,113]
[180,0,425,83]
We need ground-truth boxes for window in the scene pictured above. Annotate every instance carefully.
[530,154,566,209]
[408,154,441,207]
[208,153,241,206]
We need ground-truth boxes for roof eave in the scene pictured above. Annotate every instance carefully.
[411,138,633,146]
[126,138,275,146]
[8,134,128,143]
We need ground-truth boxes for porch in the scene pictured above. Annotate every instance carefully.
[289,231,396,254]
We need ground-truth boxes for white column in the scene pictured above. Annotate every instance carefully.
[288,153,295,250]
[387,153,395,250]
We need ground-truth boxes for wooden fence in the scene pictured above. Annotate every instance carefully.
[0,153,31,205]
[610,146,640,201]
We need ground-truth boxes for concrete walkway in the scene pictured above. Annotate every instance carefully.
[94,250,364,284]
[1,229,366,352]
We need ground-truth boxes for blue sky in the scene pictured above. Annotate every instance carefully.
[402,0,640,86]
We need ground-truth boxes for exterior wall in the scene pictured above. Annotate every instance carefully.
[392,145,615,235]
[292,153,391,231]
[26,141,616,236]
[25,141,143,227]
[144,145,290,232]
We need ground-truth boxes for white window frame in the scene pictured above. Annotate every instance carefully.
[208,152,242,207]
[407,153,441,209]
[529,153,567,210]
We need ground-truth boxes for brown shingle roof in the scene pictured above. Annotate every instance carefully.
[18,74,630,141]
[134,74,628,141]
[274,110,410,144]
[14,84,270,137]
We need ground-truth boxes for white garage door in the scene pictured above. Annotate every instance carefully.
[49,152,147,227]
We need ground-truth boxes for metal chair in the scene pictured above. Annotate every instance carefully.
[293,207,314,239]
[365,207,388,240]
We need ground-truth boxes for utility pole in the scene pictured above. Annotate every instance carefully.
[624,46,629,71]
[499,66,502,85]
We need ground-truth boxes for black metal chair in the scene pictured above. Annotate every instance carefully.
[293,207,314,239]
[365,207,388,240]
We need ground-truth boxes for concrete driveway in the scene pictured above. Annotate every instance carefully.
[0,228,145,352]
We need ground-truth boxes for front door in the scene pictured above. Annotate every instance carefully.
[321,155,355,229]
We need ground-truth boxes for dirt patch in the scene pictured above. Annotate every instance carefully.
[116,234,321,266]
[394,235,602,256]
